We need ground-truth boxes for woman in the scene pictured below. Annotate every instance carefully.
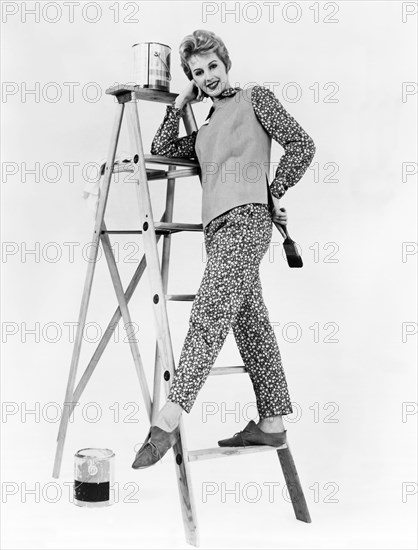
[132,29,316,469]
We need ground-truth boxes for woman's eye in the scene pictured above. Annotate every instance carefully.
[194,65,216,76]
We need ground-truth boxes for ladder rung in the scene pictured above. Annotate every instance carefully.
[188,443,288,463]
[111,162,136,174]
[165,294,196,301]
[155,222,203,233]
[112,163,199,181]
[146,169,170,179]
[112,163,168,178]
[209,366,247,376]
[103,222,203,235]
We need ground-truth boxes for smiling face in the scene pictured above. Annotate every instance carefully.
[188,52,231,98]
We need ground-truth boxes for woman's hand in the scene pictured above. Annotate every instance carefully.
[271,195,287,224]
[174,80,205,108]
[270,195,288,238]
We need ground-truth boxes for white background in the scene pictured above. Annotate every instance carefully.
[1,1,417,548]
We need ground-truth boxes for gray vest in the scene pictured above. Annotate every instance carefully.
[195,87,271,229]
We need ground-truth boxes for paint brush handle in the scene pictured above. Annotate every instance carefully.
[273,220,288,240]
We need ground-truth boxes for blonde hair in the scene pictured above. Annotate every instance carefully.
[179,29,232,80]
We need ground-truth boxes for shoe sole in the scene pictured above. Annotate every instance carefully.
[131,462,157,470]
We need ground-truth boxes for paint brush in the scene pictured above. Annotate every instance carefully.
[265,178,303,267]
[273,218,303,268]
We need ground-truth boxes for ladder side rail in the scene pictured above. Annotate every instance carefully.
[152,167,177,424]
[125,99,199,546]
[277,444,312,523]
[182,103,198,134]
[125,101,174,387]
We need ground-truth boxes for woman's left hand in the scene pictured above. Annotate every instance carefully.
[269,195,288,238]
[270,195,287,225]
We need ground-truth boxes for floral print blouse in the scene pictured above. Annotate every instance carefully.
[150,85,316,199]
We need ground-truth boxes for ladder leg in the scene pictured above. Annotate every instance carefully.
[52,103,125,479]
[277,443,312,523]
[100,223,152,419]
[125,100,200,547]
[151,344,162,425]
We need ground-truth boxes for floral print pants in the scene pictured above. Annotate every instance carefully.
[167,203,294,419]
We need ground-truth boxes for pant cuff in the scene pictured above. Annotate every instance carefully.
[167,394,192,414]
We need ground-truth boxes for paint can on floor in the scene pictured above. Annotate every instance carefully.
[132,42,171,92]
[74,448,115,507]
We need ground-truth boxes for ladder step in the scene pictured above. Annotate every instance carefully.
[106,85,188,105]
[188,443,288,463]
[144,154,199,168]
[148,167,199,180]
[209,366,247,375]
[166,294,196,301]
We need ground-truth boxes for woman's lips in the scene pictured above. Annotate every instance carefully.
[207,81,219,91]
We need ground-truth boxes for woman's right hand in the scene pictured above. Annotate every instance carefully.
[175,80,205,108]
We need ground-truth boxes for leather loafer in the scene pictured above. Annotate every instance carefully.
[132,425,180,469]
[218,420,287,447]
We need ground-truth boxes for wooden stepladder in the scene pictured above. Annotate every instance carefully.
[52,84,311,546]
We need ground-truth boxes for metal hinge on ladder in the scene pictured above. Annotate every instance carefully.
[52,84,311,548]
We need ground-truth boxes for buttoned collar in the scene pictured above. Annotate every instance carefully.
[205,87,242,121]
